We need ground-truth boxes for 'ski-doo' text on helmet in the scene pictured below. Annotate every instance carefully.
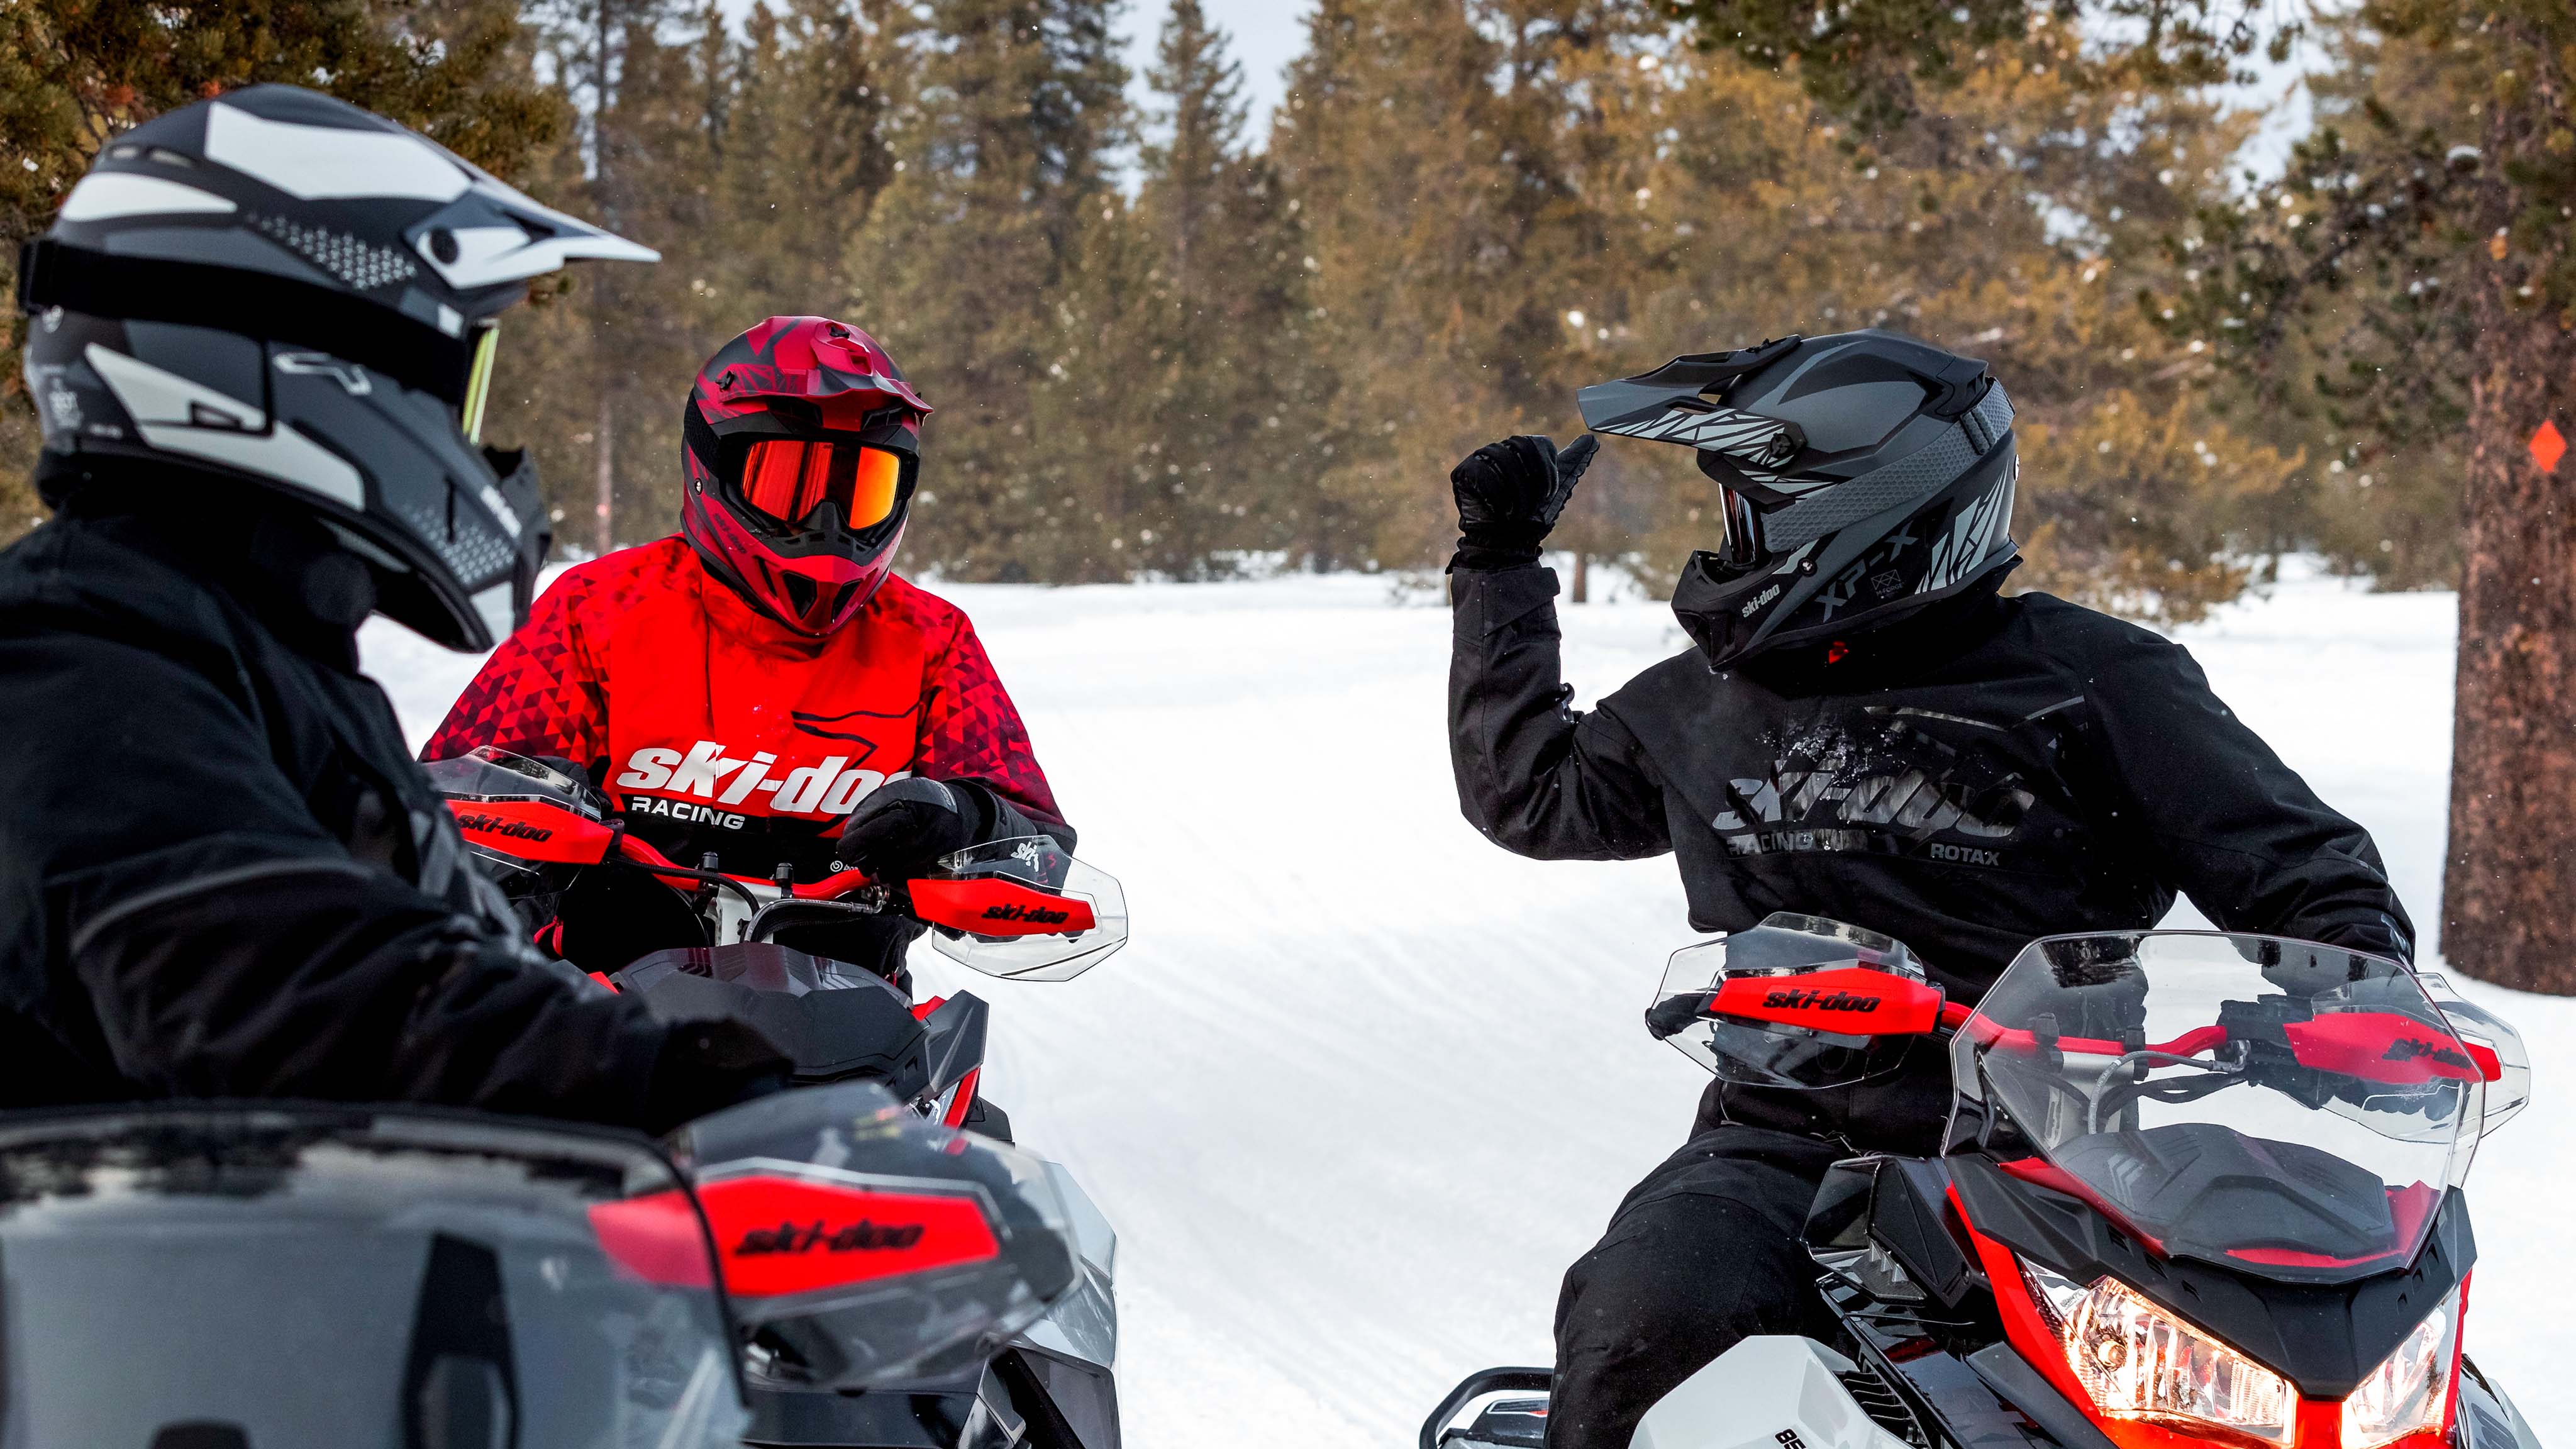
[680,316,931,636]
[1579,330,2019,669]
[16,84,656,652]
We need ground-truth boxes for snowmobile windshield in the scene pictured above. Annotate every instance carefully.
[0,1104,746,1449]
[1951,931,2501,1283]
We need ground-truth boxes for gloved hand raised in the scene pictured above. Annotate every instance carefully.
[832,777,982,879]
[1450,433,1600,566]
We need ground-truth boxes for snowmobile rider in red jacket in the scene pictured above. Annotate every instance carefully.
[0,87,791,1129]
[424,316,1071,981]
[1445,331,2413,1449]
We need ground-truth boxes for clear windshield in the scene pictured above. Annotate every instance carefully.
[0,1106,745,1449]
[1953,933,2494,1283]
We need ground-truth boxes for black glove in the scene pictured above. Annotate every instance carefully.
[833,777,983,879]
[1450,433,1600,568]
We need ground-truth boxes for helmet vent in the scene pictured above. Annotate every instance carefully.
[251,213,417,292]
[780,573,819,614]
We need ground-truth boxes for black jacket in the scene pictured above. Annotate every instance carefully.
[1450,562,2413,1145]
[0,491,787,1128]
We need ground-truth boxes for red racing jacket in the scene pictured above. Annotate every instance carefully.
[423,537,1068,883]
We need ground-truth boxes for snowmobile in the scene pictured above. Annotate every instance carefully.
[422,745,1132,1449]
[1421,916,2544,1449]
[0,1079,1082,1448]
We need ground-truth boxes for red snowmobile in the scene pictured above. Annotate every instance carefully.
[427,745,1131,1448]
[1423,916,2541,1449]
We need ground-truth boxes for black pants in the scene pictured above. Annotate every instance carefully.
[1545,1124,1847,1449]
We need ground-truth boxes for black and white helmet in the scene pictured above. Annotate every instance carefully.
[16,85,655,650]
[1579,330,2019,669]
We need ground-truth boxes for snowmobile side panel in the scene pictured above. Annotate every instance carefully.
[2456,1356,2542,1449]
[1862,1338,2049,1449]
[994,1343,1120,1449]
[1630,1335,1916,1449]
[1962,1343,2118,1449]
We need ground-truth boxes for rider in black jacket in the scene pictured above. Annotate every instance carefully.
[0,87,787,1129]
[1446,332,2411,1449]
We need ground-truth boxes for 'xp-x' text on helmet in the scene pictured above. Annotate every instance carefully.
[680,316,931,637]
[1579,330,2019,669]
[16,84,657,651]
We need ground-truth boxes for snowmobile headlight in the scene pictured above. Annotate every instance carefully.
[2341,1287,2460,1449]
[2021,1261,2297,1446]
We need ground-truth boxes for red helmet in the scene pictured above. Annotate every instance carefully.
[680,316,932,635]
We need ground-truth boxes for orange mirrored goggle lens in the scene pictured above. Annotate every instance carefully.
[738,440,904,530]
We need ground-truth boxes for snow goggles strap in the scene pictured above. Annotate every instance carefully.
[739,439,904,529]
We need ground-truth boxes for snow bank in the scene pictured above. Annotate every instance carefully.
[364,562,2570,1445]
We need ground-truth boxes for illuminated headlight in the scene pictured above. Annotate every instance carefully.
[2021,1262,2297,1446]
[2341,1290,2460,1449]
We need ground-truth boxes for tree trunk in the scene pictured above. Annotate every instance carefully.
[593,390,615,557]
[2440,297,2576,989]
[1570,548,1589,604]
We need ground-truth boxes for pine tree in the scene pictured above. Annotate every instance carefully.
[1104,0,1335,575]
[501,0,706,553]
[715,0,904,314]
[1274,0,1526,569]
[847,0,1130,580]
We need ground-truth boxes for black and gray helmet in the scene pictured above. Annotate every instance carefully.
[1579,330,2018,669]
[16,85,655,650]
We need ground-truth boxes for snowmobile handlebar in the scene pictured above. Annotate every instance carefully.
[1684,966,2504,1086]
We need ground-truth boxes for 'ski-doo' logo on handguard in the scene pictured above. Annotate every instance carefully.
[2382,1035,2475,1072]
[456,813,553,843]
[733,1218,928,1257]
[982,901,1072,926]
[1761,986,1882,1013]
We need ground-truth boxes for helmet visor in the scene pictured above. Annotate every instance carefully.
[740,438,904,529]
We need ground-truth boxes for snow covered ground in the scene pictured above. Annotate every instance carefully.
[364,560,2575,1446]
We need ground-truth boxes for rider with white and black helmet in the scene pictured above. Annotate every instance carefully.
[0,87,790,1125]
[1445,329,2412,1449]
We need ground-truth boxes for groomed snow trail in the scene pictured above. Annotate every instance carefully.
[365,562,2573,1446]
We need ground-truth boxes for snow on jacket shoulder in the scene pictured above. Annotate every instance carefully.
[423,537,1070,882]
[0,497,785,1122]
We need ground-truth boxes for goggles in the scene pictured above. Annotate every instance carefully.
[1716,487,1766,571]
[738,438,906,530]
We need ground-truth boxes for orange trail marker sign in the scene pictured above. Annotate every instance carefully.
[2533,420,2567,474]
